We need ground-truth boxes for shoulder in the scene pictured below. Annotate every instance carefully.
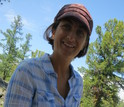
[9,54,49,87]
[19,57,41,68]
[70,65,83,99]
[13,54,49,79]
[74,70,83,85]
[70,65,83,88]
[17,53,49,70]
[70,65,83,81]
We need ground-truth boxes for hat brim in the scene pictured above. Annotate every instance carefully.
[57,12,90,35]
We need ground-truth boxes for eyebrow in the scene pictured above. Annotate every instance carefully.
[62,19,73,24]
[62,18,87,30]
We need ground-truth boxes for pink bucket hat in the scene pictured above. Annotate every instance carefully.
[54,4,93,36]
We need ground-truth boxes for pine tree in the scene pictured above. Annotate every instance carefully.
[0,15,32,80]
[79,19,124,107]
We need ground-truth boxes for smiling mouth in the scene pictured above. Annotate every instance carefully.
[63,41,75,48]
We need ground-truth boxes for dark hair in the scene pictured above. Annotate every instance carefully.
[43,19,90,58]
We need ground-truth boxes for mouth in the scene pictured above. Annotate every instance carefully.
[62,41,75,48]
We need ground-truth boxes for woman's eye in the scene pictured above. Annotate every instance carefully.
[61,24,71,30]
[77,30,84,38]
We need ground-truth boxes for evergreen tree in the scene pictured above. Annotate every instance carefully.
[0,15,32,80]
[79,19,124,107]
[20,33,32,60]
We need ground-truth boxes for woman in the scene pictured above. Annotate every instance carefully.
[4,3,93,107]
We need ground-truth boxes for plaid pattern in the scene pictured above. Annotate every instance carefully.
[4,53,83,107]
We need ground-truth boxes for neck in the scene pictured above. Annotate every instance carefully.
[50,53,72,78]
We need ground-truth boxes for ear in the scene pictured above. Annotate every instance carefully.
[51,30,56,39]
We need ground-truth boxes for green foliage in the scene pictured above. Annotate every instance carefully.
[20,33,32,60]
[79,19,124,107]
[117,100,124,107]
[31,49,45,58]
[79,68,95,107]
[0,15,32,80]
[0,54,16,81]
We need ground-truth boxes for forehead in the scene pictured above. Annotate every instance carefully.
[60,17,87,29]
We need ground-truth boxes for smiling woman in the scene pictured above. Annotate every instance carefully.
[4,3,93,107]
[51,18,88,59]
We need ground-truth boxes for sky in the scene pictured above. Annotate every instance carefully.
[0,0,124,100]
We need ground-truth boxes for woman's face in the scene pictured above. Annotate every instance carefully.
[52,18,88,59]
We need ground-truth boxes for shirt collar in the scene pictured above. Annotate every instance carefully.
[69,64,79,78]
[41,53,78,78]
[41,53,56,75]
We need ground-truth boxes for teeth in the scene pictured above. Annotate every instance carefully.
[63,42,74,48]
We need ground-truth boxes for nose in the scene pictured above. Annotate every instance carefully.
[66,32,76,42]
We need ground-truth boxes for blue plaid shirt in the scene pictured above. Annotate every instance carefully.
[4,53,83,107]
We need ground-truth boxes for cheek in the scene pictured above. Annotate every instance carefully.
[79,39,86,49]
[80,36,87,48]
